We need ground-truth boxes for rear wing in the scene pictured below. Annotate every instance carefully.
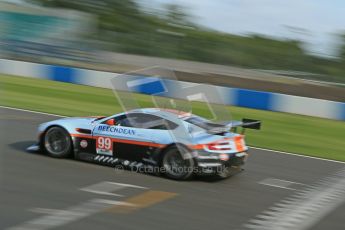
[204,119,261,135]
[229,119,261,134]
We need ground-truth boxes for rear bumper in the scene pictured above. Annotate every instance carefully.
[195,151,248,174]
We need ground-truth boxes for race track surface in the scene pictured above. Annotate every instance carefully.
[1,107,344,230]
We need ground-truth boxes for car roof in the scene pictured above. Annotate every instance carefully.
[130,108,192,119]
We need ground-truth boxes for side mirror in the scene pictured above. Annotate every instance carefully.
[105,118,116,126]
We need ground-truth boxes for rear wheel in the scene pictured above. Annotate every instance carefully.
[162,146,195,180]
[43,127,72,158]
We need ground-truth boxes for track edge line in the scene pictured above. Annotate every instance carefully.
[1,105,344,164]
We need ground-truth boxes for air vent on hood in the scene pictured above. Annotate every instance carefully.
[75,128,92,134]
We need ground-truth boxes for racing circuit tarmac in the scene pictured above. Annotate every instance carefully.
[1,107,345,230]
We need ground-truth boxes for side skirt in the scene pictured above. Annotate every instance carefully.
[75,151,158,171]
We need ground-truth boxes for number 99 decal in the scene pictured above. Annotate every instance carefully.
[96,137,113,155]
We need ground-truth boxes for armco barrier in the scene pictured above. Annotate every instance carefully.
[1,59,344,121]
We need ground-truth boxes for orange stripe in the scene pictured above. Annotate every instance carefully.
[234,136,245,152]
[71,134,92,139]
[100,137,166,148]
[71,134,244,151]
[71,133,166,148]
[190,144,204,150]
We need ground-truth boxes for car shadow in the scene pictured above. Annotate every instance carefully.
[194,175,228,182]
[7,141,242,183]
[8,141,52,159]
[194,169,244,183]
[8,141,37,152]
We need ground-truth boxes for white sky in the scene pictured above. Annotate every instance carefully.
[140,0,345,57]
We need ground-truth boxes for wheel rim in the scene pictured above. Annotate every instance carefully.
[44,128,70,155]
[163,150,189,177]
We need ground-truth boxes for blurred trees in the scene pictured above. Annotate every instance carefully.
[163,3,191,25]
[340,35,345,60]
[30,0,345,82]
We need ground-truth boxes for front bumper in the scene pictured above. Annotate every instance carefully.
[27,131,44,152]
[26,144,40,152]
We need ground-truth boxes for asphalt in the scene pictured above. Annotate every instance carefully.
[1,107,344,230]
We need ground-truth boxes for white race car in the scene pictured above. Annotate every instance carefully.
[28,108,261,180]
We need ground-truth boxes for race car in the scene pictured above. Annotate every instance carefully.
[27,108,261,180]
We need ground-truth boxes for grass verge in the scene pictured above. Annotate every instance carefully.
[1,75,345,161]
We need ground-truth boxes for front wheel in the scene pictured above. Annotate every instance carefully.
[43,126,72,158]
[162,146,195,180]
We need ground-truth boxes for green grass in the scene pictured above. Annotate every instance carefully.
[1,75,345,161]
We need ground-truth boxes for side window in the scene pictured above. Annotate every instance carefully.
[104,113,178,130]
[139,114,178,130]
[148,119,178,130]
[102,115,130,127]
[115,115,134,127]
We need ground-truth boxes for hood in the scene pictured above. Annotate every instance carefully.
[60,116,103,122]
[60,116,105,127]
[39,116,106,134]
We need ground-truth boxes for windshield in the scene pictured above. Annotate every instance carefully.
[94,116,106,121]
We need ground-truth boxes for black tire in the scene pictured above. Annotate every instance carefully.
[161,146,195,180]
[43,126,72,158]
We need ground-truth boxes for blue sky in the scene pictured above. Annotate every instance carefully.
[140,0,345,57]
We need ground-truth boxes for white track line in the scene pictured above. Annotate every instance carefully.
[8,181,145,230]
[244,168,345,230]
[0,105,66,117]
[7,199,133,230]
[250,146,345,164]
[259,178,305,191]
[79,181,148,197]
[1,105,344,165]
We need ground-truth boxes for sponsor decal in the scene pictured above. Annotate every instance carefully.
[96,137,113,156]
[80,140,88,148]
[98,126,135,135]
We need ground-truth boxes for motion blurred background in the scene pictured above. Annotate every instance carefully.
[1,0,345,159]
[1,1,345,230]
[1,0,345,84]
